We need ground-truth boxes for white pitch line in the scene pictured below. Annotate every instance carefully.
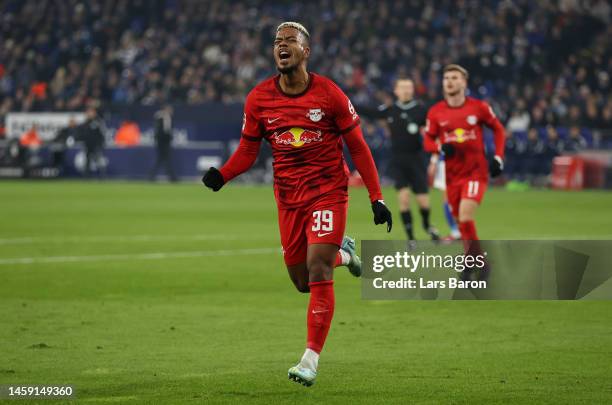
[0,247,280,265]
[2,233,606,246]
[0,234,279,245]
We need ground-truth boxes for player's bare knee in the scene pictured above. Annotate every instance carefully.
[458,212,471,222]
[458,206,476,222]
[307,258,333,282]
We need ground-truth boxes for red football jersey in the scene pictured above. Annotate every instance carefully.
[424,97,504,185]
[241,72,360,208]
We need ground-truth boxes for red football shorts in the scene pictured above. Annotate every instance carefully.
[447,179,487,217]
[277,192,348,266]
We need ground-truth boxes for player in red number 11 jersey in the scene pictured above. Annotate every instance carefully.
[423,64,505,242]
[202,22,392,386]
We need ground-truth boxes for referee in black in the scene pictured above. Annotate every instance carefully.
[359,78,438,242]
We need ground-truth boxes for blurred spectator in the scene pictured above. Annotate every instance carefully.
[584,100,600,129]
[525,128,546,178]
[51,118,77,171]
[19,125,41,148]
[18,124,42,176]
[115,120,141,146]
[0,0,609,132]
[506,99,530,134]
[565,126,587,153]
[600,104,612,132]
[504,131,526,180]
[543,126,564,175]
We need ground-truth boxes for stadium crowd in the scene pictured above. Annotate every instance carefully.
[0,0,611,178]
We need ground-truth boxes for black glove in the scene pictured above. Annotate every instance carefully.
[489,155,504,178]
[441,143,455,158]
[371,200,393,232]
[202,167,225,191]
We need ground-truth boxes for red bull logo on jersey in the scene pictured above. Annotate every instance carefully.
[444,128,477,143]
[274,127,323,147]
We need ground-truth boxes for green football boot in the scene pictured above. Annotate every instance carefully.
[341,236,362,277]
[288,365,316,387]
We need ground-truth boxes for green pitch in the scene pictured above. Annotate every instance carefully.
[1,181,612,404]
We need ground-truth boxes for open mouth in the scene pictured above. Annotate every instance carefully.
[279,50,291,60]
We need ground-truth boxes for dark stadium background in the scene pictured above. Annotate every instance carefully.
[0,0,610,184]
[1,1,612,404]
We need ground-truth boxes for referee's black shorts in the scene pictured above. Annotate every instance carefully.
[390,152,429,194]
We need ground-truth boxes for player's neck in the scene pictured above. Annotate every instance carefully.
[445,93,466,108]
[278,67,310,95]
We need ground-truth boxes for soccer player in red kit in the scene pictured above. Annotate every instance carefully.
[423,64,505,242]
[202,22,392,386]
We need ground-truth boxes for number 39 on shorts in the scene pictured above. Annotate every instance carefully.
[312,210,333,232]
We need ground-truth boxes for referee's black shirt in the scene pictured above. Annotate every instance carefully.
[359,100,427,155]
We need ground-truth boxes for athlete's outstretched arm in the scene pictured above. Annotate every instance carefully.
[219,136,261,182]
[423,132,440,153]
[203,88,263,191]
[342,126,382,201]
[355,104,388,120]
[488,117,506,159]
[481,102,506,177]
[328,79,391,230]
[202,136,261,191]
[342,125,392,231]
[423,113,441,154]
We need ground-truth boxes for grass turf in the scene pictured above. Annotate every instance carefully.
[1,180,612,404]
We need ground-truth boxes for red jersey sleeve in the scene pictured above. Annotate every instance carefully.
[241,90,263,140]
[423,107,441,153]
[343,126,383,203]
[219,91,262,182]
[325,80,383,202]
[327,81,361,134]
[479,101,505,158]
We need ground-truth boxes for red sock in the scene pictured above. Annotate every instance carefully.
[458,220,479,241]
[306,280,335,354]
[334,251,343,267]
[459,220,483,258]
